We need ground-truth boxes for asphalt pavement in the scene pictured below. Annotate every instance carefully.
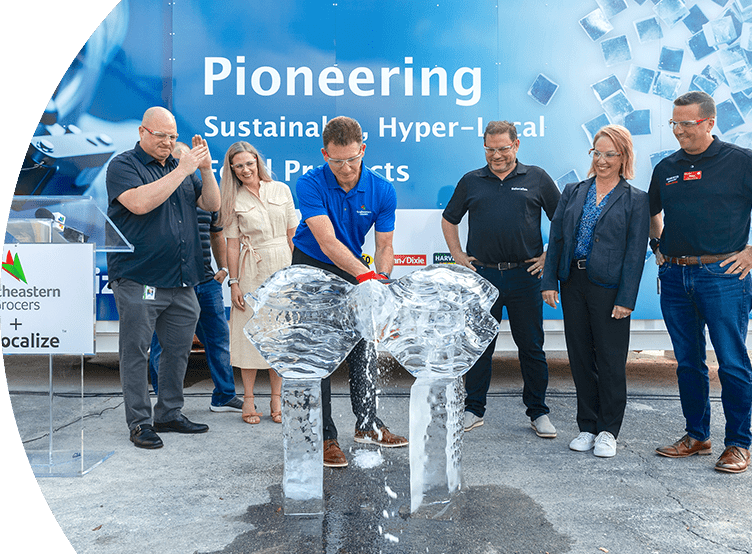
[3,350,752,554]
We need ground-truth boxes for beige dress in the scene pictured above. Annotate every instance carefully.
[225,181,299,368]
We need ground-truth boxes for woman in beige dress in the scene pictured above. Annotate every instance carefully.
[219,142,298,424]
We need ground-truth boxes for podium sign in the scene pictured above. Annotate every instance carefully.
[1,243,95,355]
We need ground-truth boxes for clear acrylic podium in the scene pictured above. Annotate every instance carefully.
[4,196,132,477]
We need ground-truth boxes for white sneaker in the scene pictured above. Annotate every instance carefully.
[593,431,617,458]
[463,411,484,432]
[531,415,557,438]
[569,432,596,452]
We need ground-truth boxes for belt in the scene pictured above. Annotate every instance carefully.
[571,259,587,270]
[664,251,739,266]
[473,261,521,271]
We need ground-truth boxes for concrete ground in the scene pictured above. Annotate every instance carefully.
[3,350,751,554]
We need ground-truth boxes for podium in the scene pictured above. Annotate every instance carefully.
[4,196,132,476]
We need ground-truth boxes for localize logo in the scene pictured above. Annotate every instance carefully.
[2,251,27,283]
[394,254,427,266]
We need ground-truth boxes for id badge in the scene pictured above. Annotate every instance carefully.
[143,285,156,300]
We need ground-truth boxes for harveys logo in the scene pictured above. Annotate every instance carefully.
[394,254,427,266]
[433,253,455,264]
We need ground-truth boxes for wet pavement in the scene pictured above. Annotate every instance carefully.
[4,351,752,554]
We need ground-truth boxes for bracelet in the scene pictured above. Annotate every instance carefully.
[218,267,228,273]
[227,278,239,286]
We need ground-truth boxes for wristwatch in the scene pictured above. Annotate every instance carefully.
[649,238,660,253]
[227,278,239,286]
[217,267,228,274]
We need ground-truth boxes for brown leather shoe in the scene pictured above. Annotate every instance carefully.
[323,439,348,468]
[715,446,750,474]
[354,426,408,447]
[656,434,712,458]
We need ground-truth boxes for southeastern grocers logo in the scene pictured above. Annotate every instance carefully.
[2,250,27,283]
[433,253,455,264]
[394,254,426,266]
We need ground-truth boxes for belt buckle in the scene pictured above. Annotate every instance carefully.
[496,262,509,271]
[675,257,690,266]
[576,259,586,270]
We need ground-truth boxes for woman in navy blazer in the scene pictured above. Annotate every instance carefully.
[542,124,649,458]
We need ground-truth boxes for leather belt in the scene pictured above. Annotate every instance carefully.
[664,251,739,266]
[571,259,587,270]
[473,261,521,271]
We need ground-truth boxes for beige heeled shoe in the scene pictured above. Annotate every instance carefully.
[270,393,282,424]
[242,395,262,424]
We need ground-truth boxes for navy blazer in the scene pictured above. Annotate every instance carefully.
[541,177,650,310]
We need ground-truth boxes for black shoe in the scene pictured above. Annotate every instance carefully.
[130,424,163,449]
[153,413,209,434]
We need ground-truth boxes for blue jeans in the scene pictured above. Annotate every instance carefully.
[150,278,237,406]
[659,261,752,449]
[465,265,550,420]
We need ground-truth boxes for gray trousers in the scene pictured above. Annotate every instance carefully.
[111,278,200,430]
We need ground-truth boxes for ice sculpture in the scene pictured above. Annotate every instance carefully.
[244,266,359,516]
[244,264,499,516]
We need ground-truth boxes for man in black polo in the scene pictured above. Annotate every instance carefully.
[442,120,561,438]
[106,106,220,449]
[650,91,752,473]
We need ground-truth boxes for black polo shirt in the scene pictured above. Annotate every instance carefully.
[106,142,204,288]
[648,136,752,257]
[442,162,561,263]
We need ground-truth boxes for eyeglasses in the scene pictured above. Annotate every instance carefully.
[484,144,516,155]
[589,149,621,159]
[326,151,364,168]
[668,118,710,129]
[143,127,179,141]
[231,160,257,171]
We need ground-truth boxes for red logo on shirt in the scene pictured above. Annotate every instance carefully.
[684,171,702,181]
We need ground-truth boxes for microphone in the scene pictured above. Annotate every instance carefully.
[35,207,89,243]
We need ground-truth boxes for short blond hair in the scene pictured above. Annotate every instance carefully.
[588,124,635,180]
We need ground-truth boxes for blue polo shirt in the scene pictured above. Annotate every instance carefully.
[292,164,397,264]
[649,136,752,257]
[106,142,204,288]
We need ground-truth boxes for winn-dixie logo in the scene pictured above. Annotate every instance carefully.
[2,251,27,283]
[394,254,426,266]
[433,253,455,264]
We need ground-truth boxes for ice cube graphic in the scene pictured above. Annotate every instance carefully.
[703,16,739,46]
[528,74,559,106]
[654,0,690,28]
[555,170,581,192]
[596,0,628,18]
[732,88,752,116]
[626,65,657,93]
[591,74,624,102]
[634,17,664,43]
[689,73,719,96]
[652,72,682,101]
[658,47,684,73]
[688,30,717,61]
[582,113,612,144]
[650,150,675,169]
[625,109,652,135]
[579,9,613,41]
[716,98,746,133]
[602,90,635,124]
[740,22,752,50]
[682,4,709,34]
[601,35,632,66]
